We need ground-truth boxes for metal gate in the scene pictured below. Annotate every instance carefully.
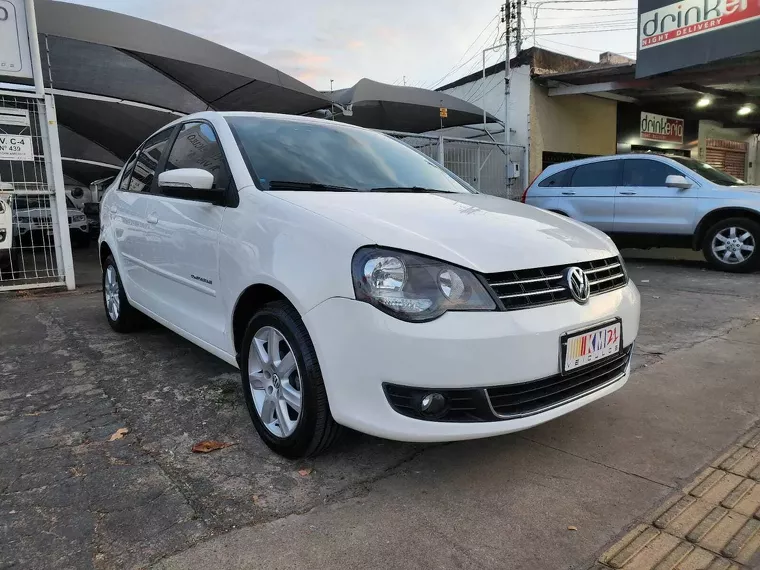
[0,93,73,291]
[381,130,526,200]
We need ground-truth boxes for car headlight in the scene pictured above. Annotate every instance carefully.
[352,247,496,322]
[71,214,86,223]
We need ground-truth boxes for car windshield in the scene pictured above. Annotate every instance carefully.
[225,116,474,194]
[669,156,746,186]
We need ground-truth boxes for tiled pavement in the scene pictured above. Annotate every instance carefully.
[596,429,760,570]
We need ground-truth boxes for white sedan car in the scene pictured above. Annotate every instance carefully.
[99,112,641,458]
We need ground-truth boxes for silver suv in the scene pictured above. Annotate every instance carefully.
[524,153,760,273]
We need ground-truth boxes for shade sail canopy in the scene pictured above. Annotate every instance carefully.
[329,78,499,133]
[23,0,332,168]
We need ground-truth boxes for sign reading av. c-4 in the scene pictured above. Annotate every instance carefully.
[0,135,33,161]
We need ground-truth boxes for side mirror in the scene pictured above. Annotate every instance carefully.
[665,174,692,190]
[158,168,224,203]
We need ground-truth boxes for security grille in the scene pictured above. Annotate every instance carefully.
[381,130,526,200]
[0,95,66,290]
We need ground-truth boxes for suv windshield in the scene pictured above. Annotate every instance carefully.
[225,116,473,194]
[669,156,746,186]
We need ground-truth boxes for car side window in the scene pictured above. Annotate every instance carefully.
[129,128,174,193]
[570,161,621,187]
[118,152,138,192]
[539,168,574,188]
[622,159,681,187]
[163,122,231,191]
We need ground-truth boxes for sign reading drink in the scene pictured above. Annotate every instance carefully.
[640,112,684,144]
[640,0,760,49]
[636,0,760,77]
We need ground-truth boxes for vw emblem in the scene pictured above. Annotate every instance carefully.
[564,267,590,304]
[272,374,281,390]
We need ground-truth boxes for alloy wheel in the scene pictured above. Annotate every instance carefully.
[247,326,303,437]
[712,226,756,265]
[105,265,121,321]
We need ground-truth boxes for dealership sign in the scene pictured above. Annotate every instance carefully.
[640,112,684,144]
[0,135,33,161]
[0,0,33,81]
[636,0,760,77]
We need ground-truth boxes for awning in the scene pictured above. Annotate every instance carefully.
[328,78,498,133]
[26,0,332,165]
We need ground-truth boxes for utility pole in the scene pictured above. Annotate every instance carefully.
[502,1,511,149]
[515,0,523,53]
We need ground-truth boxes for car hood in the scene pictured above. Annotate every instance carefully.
[271,191,618,273]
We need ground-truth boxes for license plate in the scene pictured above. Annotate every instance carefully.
[563,321,621,373]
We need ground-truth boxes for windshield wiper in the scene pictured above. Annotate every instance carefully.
[368,186,458,194]
[267,180,362,192]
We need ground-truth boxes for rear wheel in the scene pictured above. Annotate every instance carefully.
[103,256,144,332]
[702,217,760,273]
[240,301,342,458]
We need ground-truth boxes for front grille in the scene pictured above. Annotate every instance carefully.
[486,345,633,419]
[484,256,627,311]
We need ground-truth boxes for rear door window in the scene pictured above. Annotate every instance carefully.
[539,168,574,188]
[622,159,681,187]
[130,128,174,193]
[570,161,622,187]
[118,153,138,192]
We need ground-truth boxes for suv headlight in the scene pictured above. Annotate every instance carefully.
[352,247,496,322]
[71,214,86,223]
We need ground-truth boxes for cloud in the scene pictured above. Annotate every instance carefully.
[63,0,638,91]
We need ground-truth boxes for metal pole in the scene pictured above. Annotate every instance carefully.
[482,50,487,128]
[504,0,511,149]
[43,94,75,290]
[437,135,445,166]
[515,0,523,53]
[24,0,45,98]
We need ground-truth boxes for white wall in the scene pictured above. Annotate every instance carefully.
[438,65,531,151]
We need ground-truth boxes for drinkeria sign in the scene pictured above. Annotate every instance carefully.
[640,112,684,144]
[636,0,760,78]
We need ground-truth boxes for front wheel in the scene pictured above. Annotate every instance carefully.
[103,255,145,332]
[240,301,342,458]
[702,217,760,273]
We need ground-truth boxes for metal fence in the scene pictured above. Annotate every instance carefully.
[381,130,526,200]
[0,94,69,291]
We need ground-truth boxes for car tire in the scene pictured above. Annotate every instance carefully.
[103,255,144,332]
[240,301,342,458]
[702,217,760,273]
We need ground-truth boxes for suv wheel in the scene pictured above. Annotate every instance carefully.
[240,301,342,458]
[702,217,760,273]
[103,255,145,332]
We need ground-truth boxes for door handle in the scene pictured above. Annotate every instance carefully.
[619,191,637,195]
[147,214,158,224]
[110,206,117,214]
[561,191,576,195]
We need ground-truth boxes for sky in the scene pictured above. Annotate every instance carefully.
[63,0,639,93]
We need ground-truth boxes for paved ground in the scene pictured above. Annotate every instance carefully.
[1,253,759,570]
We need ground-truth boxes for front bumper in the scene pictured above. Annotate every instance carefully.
[303,282,640,442]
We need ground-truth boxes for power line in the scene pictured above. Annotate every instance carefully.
[536,37,635,56]
[423,14,500,89]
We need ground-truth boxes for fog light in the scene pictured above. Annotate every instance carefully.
[420,393,446,415]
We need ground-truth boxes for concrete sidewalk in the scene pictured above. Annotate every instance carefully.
[153,322,760,570]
